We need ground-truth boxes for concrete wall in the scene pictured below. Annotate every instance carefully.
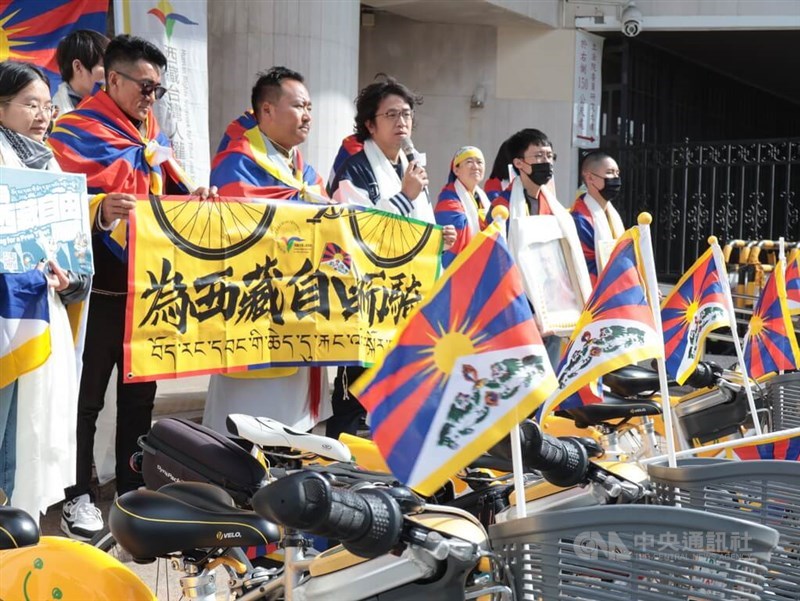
[359,12,579,205]
[207,0,359,177]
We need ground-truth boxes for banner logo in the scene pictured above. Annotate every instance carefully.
[148,0,198,40]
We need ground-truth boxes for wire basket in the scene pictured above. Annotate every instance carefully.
[767,371,800,430]
[489,504,777,601]
[648,458,800,599]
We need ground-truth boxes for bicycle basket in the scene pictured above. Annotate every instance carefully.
[489,504,777,600]
[648,457,800,600]
[767,372,800,429]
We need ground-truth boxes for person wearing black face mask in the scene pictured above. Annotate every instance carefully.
[572,151,625,286]
[488,129,593,370]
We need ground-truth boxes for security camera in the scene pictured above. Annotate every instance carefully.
[621,1,643,37]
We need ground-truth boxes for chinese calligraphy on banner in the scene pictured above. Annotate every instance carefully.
[572,30,604,149]
[124,197,442,381]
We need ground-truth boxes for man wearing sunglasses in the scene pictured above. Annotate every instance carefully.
[49,34,216,540]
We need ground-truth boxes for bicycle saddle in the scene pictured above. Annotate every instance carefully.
[556,394,662,427]
[604,365,674,398]
[227,414,351,462]
[0,506,39,550]
[109,487,279,561]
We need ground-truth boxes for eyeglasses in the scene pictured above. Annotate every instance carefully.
[523,151,557,163]
[375,109,414,122]
[4,101,56,118]
[114,70,168,100]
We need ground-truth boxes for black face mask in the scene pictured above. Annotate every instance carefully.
[525,162,553,186]
[599,177,622,201]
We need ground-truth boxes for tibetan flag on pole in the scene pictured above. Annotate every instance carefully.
[787,248,800,315]
[661,246,731,384]
[0,271,51,388]
[540,225,663,417]
[742,259,800,378]
[0,0,109,94]
[350,224,557,496]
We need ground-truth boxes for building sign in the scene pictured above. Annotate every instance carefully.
[573,30,604,149]
[115,0,210,185]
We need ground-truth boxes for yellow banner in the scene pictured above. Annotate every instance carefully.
[124,196,442,381]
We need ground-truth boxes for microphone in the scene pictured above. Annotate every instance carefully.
[401,137,429,200]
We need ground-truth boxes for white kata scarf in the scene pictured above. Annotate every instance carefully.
[581,192,625,273]
[453,178,490,236]
[363,139,435,223]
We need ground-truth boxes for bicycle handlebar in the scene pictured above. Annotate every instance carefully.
[490,420,591,487]
[684,360,724,389]
[254,425,623,558]
[252,471,406,558]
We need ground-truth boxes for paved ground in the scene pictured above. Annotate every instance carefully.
[38,375,228,599]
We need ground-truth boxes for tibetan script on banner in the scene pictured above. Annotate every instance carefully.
[124,196,442,381]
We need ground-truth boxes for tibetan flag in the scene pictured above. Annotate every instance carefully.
[211,112,325,202]
[661,247,731,384]
[327,134,364,189]
[350,224,557,495]
[743,260,800,378]
[0,0,108,94]
[787,249,800,315]
[731,431,800,461]
[542,227,662,416]
[0,271,51,388]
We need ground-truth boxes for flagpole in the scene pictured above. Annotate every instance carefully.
[778,237,785,377]
[637,213,680,467]
[641,425,800,464]
[492,206,528,518]
[710,237,763,436]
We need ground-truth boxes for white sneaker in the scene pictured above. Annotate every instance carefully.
[61,494,104,541]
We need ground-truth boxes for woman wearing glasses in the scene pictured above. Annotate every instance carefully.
[0,60,89,518]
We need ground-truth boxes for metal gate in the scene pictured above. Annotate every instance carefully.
[614,138,800,279]
[598,37,800,279]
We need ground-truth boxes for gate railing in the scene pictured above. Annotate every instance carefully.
[612,138,800,280]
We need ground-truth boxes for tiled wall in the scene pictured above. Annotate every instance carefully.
[208,0,360,178]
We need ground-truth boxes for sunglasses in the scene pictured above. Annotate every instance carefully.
[114,70,168,100]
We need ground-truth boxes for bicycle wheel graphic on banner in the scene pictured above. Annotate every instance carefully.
[150,195,275,260]
[348,207,434,268]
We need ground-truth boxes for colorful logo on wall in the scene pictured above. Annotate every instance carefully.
[148,0,197,40]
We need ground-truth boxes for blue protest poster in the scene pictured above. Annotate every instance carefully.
[0,166,93,275]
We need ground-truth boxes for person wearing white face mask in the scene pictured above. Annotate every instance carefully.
[0,60,89,522]
[571,151,625,287]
